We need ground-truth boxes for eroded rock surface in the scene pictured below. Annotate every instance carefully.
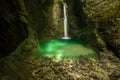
[67,0,120,57]
[0,0,28,58]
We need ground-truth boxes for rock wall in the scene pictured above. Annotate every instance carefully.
[0,0,120,79]
[0,0,28,58]
[24,0,64,40]
[24,0,120,57]
[0,0,30,80]
[66,0,120,57]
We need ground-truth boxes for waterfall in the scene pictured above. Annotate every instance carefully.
[62,5,70,39]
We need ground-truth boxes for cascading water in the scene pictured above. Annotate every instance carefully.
[32,0,97,61]
[62,4,71,39]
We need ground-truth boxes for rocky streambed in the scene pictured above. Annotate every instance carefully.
[24,50,120,80]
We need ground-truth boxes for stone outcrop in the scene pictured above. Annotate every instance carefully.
[67,0,120,57]
[0,0,30,80]
[84,0,120,57]
[0,0,28,58]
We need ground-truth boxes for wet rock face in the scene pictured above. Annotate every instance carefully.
[67,0,120,58]
[83,0,120,57]
[24,0,64,39]
[0,0,28,58]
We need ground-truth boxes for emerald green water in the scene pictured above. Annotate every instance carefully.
[32,38,97,59]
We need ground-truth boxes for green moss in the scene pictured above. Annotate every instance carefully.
[92,1,120,21]
[19,15,28,24]
[94,29,107,50]
[18,0,28,15]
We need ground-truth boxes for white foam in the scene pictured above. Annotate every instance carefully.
[62,37,71,39]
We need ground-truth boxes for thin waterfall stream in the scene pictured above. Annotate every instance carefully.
[35,1,97,60]
[62,5,70,39]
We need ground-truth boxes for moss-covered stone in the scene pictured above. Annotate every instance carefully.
[66,0,120,57]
